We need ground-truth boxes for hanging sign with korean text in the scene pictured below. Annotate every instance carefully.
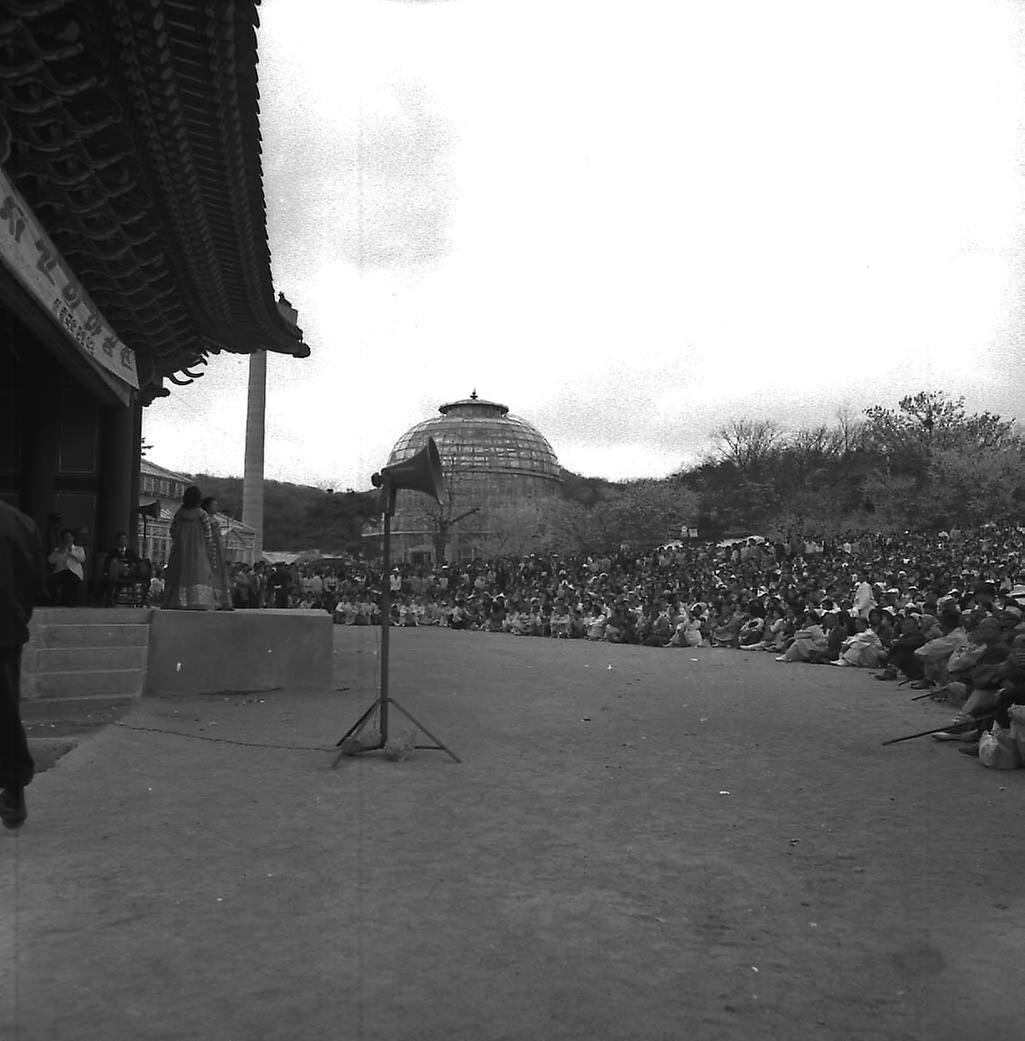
[0,166,139,388]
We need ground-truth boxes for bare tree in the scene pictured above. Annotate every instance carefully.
[711,418,784,471]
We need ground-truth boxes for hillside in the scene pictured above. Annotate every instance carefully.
[189,474,377,553]
[183,467,608,554]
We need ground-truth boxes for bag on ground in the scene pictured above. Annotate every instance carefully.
[978,725,1021,770]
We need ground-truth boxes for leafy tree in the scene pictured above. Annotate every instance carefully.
[540,480,701,555]
[863,391,1019,464]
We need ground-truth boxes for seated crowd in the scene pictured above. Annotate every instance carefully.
[219,525,1025,761]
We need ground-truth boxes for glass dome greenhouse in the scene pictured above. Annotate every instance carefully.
[372,393,563,562]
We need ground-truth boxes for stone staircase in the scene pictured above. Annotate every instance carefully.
[23,607,153,708]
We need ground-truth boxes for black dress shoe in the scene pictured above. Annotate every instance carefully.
[0,787,27,829]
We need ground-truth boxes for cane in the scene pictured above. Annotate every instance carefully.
[910,685,949,702]
[881,715,994,746]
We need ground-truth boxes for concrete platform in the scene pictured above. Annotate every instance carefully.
[145,608,333,696]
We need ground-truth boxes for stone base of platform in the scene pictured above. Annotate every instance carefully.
[146,609,333,696]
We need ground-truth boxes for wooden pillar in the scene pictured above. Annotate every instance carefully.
[98,402,140,559]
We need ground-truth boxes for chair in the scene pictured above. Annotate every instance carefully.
[110,559,152,608]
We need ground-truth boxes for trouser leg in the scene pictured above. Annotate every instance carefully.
[0,646,34,790]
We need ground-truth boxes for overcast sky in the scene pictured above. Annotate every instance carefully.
[142,0,1025,489]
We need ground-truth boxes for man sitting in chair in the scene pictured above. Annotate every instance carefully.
[102,531,142,607]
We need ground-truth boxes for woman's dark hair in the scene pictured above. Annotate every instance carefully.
[182,485,202,509]
[60,528,74,539]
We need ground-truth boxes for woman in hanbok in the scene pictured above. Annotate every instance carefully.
[202,497,234,610]
[162,486,215,610]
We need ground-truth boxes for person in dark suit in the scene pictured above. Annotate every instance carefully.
[0,500,47,829]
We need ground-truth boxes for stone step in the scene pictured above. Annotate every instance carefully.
[33,623,151,649]
[28,668,146,700]
[31,607,153,627]
[23,645,149,673]
[23,694,137,724]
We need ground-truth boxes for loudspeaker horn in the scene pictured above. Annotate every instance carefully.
[372,437,445,504]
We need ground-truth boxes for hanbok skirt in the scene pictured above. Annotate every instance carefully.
[162,517,214,610]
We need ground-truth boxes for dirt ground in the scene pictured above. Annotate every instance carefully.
[3,626,1023,1041]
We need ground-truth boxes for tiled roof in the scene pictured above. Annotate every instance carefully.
[140,457,190,482]
[0,0,307,403]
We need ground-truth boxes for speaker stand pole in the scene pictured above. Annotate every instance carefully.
[332,483,459,765]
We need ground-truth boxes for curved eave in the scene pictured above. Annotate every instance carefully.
[0,0,308,391]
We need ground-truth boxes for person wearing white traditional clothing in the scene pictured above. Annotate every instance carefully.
[852,572,876,618]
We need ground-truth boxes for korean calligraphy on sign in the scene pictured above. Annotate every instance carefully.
[0,166,139,389]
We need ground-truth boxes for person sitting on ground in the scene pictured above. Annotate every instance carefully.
[513,599,532,635]
[526,599,546,637]
[665,608,692,648]
[749,605,787,652]
[711,603,747,647]
[821,608,851,663]
[910,605,967,689]
[936,616,1009,715]
[550,597,571,639]
[603,597,635,644]
[870,606,896,650]
[831,615,885,668]
[645,604,674,647]
[877,613,927,681]
[584,603,607,641]
[399,596,421,627]
[485,595,506,633]
[933,618,1013,745]
[737,613,766,648]
[992,632,1025,727]
[777,610,829,663]
[448,598,469,630]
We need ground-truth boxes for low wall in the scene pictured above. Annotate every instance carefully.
[146,609,333,696]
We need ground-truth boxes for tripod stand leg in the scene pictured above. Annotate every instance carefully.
[389,698,461,763]
[331,700,385,767]
[336,700,379,746]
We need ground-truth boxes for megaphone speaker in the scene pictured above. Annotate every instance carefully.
[375,437,446,504]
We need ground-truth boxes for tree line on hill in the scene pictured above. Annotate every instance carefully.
[187,475,378,555]
[491,390,1025,556]
[190,391,1025,557]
